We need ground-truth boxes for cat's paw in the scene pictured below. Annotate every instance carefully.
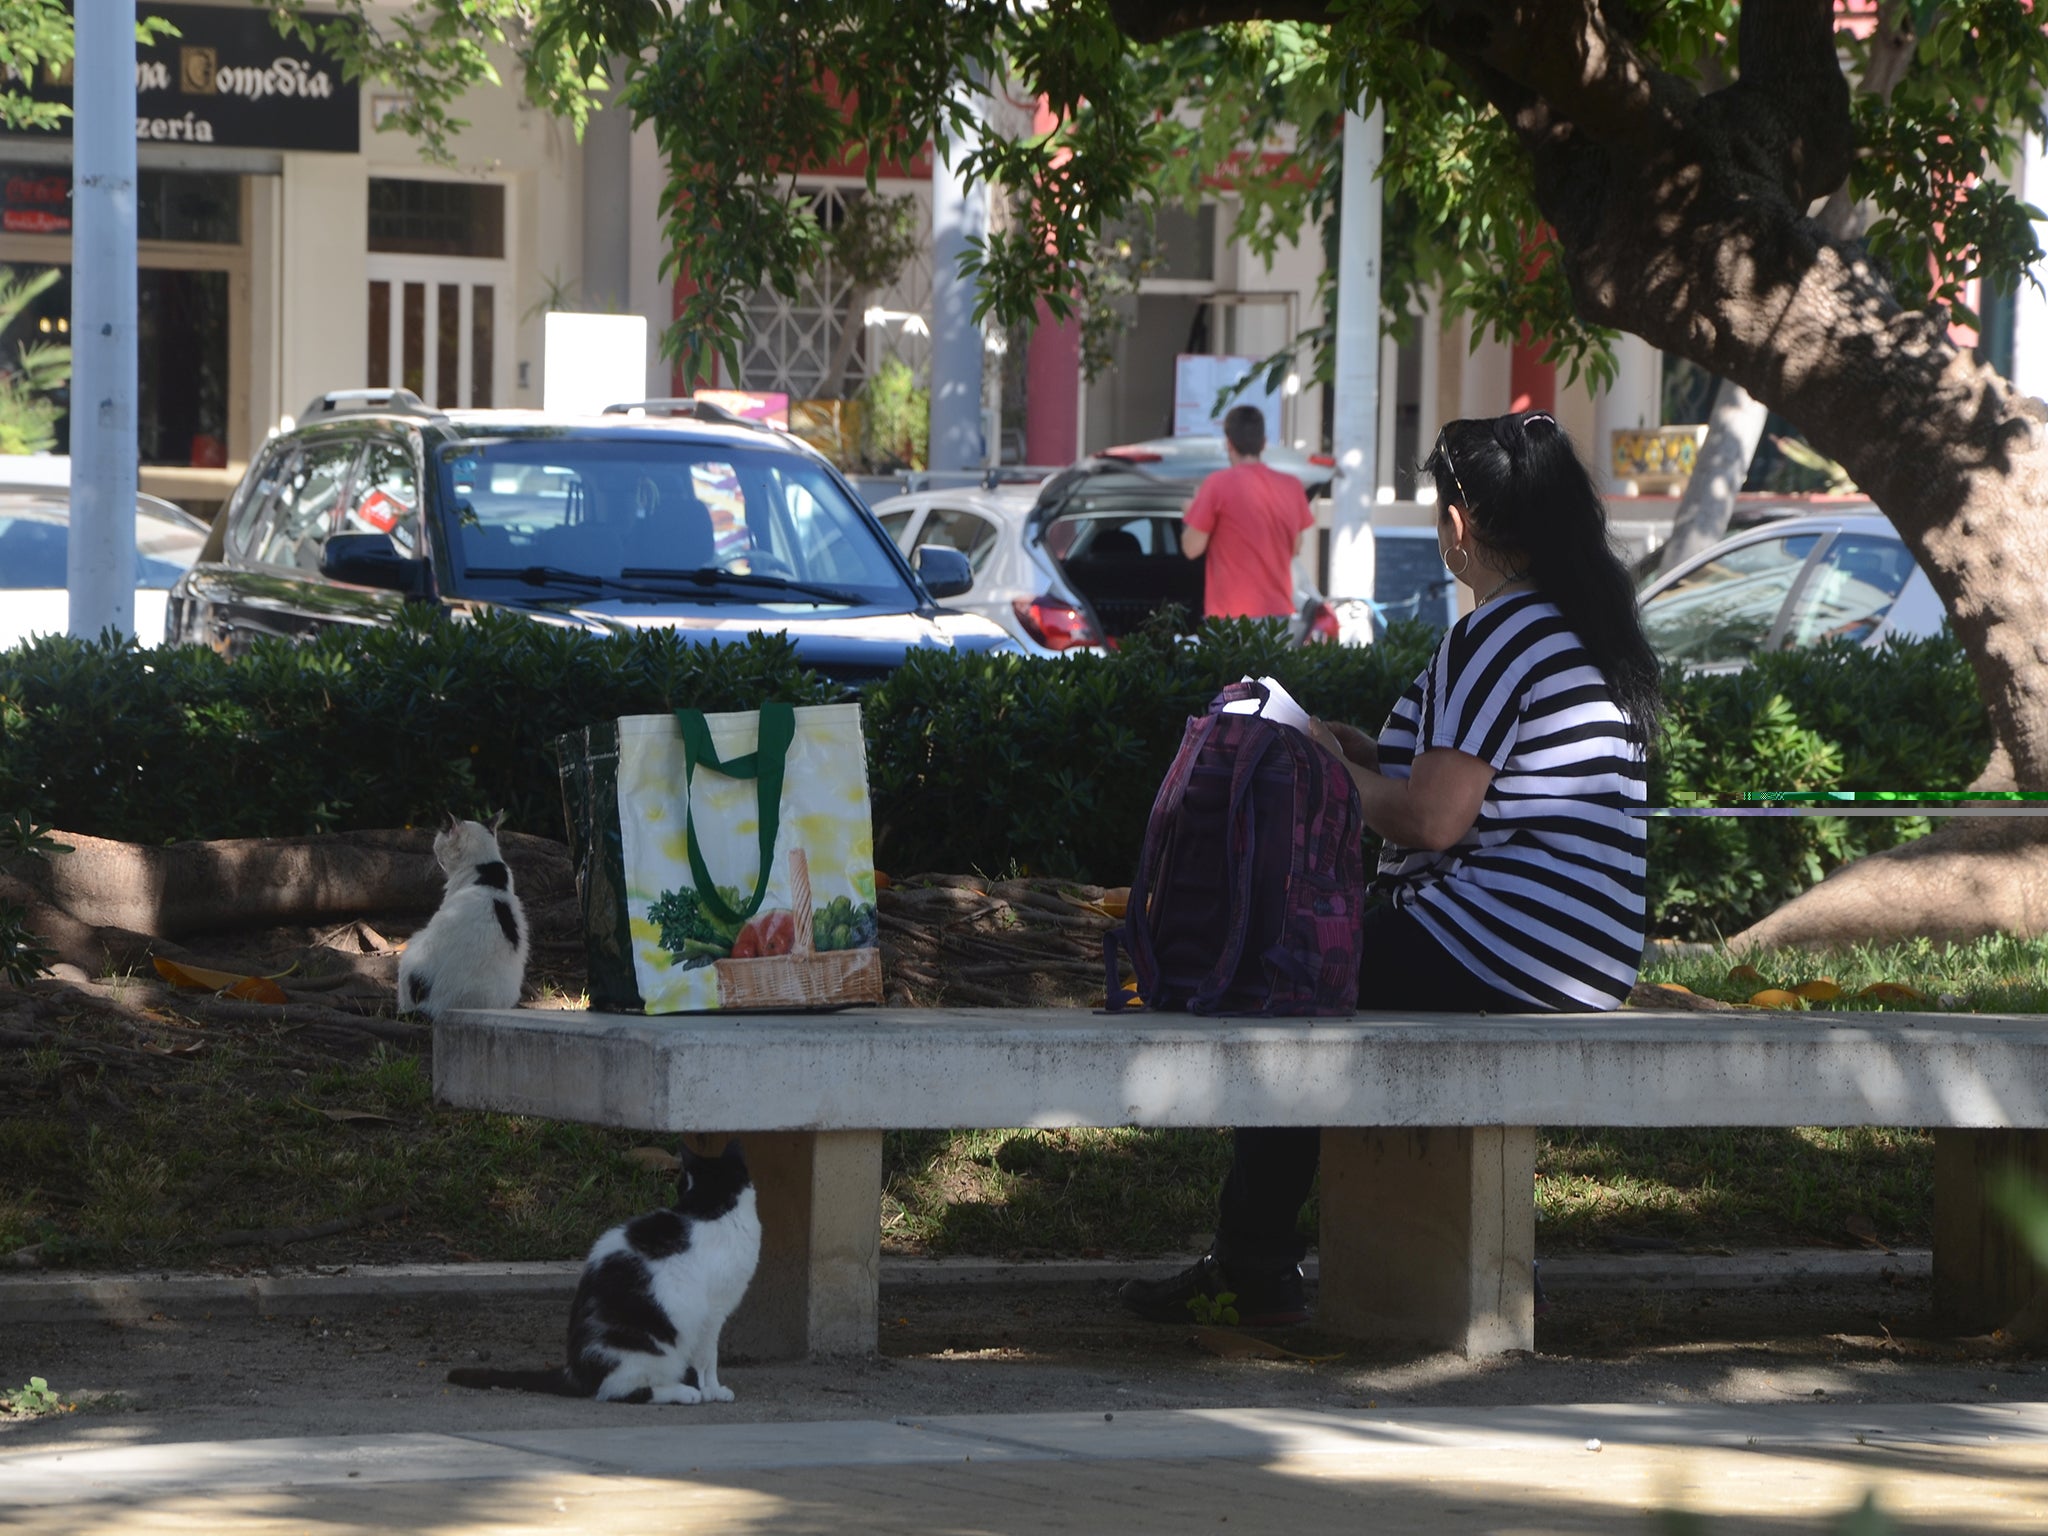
[647,1383,703,1405]
[700,1383,735,1404]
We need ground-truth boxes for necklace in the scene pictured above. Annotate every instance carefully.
[1476,571,1530,606]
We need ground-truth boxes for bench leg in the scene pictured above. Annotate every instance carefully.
[1933,1128,2048,1331]
[1316,1126,1535,1356]
[688,1130,883,1360]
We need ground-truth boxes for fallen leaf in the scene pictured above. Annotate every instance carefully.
[624,1146,681,1172]
[1748,989,1804,1010]
[1187,1326,1344,1363]
[138,1038,206,1057]
[874,872,893,891]
[1728,963,1766,985]
[1655,982,1694,995]
[1792,978,1843,1003]
[152,957,289,1005]
[1856,981,1928,1005]
[1845,1214,1885,1248]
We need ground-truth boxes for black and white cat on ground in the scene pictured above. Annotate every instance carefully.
[397,812,528,1019]
[447,1139,762,1403]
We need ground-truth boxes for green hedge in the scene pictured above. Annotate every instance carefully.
[0,614,1991,938]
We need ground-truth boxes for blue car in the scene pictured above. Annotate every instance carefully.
[169,391,1019,683]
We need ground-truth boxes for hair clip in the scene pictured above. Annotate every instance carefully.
[1523,411,1556,427]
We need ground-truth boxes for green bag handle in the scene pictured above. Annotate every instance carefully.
[675,702,796,930]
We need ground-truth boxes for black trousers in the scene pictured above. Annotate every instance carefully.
[1211,900,1539,1275]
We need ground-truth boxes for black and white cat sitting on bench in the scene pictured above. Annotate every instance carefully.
[398,812,527,1019]
[448,1139,761,1403]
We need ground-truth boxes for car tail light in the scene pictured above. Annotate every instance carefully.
[1308,453,1335,468]
[1305,599,1343,645]
[1013,595,1104,651]
[1100,446,1164,464]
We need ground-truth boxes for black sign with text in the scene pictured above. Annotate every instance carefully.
[3,3,359,153]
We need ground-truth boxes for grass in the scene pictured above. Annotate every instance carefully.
[1639,933,2048,1014]
[5,936,2044,1268]
[0,1025,682,1269]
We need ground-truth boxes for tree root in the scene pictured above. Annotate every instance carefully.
[1729,818,2048,951]
[4,828,573,978]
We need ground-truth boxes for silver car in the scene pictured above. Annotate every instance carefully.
[1637,510,1944,673]
[0,483,208,651]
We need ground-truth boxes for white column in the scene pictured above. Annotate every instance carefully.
[1328,104,1382,608]
[1591,332,1660,496]
[928,110,988,473]
[69,0,139,641]
[2013,133,2048,406]
[628,122,671,397]
[277,154,369,427]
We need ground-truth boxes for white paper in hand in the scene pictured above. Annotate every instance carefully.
[1220,674,1313,734]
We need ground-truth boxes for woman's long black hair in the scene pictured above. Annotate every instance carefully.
[1421,411,1663,743]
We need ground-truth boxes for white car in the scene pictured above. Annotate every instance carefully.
[0,484,209,650]
[1637,510,1943,673]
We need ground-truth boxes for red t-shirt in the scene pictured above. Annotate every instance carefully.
[1182,461,1315,620]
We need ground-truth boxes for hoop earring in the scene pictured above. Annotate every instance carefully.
[1445,545,1471,578]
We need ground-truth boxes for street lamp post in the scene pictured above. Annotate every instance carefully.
[1328,104,1382,619]
[68,0,139,641]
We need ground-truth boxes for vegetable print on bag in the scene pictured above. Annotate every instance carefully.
[616,703,881,1013]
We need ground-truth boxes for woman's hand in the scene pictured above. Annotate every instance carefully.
[1314,718,1379,772]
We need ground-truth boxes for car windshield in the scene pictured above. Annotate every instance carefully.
[0,495,206,589]
[436,438,912,605]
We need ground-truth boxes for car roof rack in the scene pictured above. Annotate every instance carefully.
[301,388,447,423]
[602,397,762,429]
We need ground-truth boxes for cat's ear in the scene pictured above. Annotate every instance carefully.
[721,1137,746,1165]
[489,810,507,836]
[444,811,462,833]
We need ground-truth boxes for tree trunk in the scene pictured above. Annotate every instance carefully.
[1109,0,2048,938]
[826,285,870,400]
[1653,6,1914,579]
[1655,378,1772,574]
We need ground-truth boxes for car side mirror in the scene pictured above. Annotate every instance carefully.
[913,543,973,599]
[321,532,431,598]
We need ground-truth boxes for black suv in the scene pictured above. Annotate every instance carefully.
[168,389,1017,682]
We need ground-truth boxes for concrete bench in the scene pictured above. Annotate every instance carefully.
[433,1006,2048,1359]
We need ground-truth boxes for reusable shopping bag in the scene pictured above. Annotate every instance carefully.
[556,702,883,1013]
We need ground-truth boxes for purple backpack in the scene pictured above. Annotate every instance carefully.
[1108,681,1366,1016]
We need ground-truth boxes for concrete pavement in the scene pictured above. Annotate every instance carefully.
[3,1402,2045,1533]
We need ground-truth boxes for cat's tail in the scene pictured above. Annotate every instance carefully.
[445,1365,588,1396]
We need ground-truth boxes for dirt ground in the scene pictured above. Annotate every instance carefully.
[4,1268,2046,1454]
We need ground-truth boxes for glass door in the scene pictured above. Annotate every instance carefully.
[366,257,507,410]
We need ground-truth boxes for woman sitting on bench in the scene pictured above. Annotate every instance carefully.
[1122,409,1665,1328]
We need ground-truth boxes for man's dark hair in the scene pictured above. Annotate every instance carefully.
[1222,405,1266,458]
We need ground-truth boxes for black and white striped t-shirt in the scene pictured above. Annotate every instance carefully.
[1376,591,1646,1010]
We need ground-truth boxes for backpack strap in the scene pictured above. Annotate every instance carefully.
[1124,711,1217,997]
[1188,719,1280,1014]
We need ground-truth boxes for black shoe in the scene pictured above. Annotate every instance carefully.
[1118,1253,1308,1327]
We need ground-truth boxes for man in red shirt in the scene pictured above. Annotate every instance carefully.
[1181,405,1314,622]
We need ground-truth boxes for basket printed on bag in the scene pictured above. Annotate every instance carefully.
[713,848,883,1009]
